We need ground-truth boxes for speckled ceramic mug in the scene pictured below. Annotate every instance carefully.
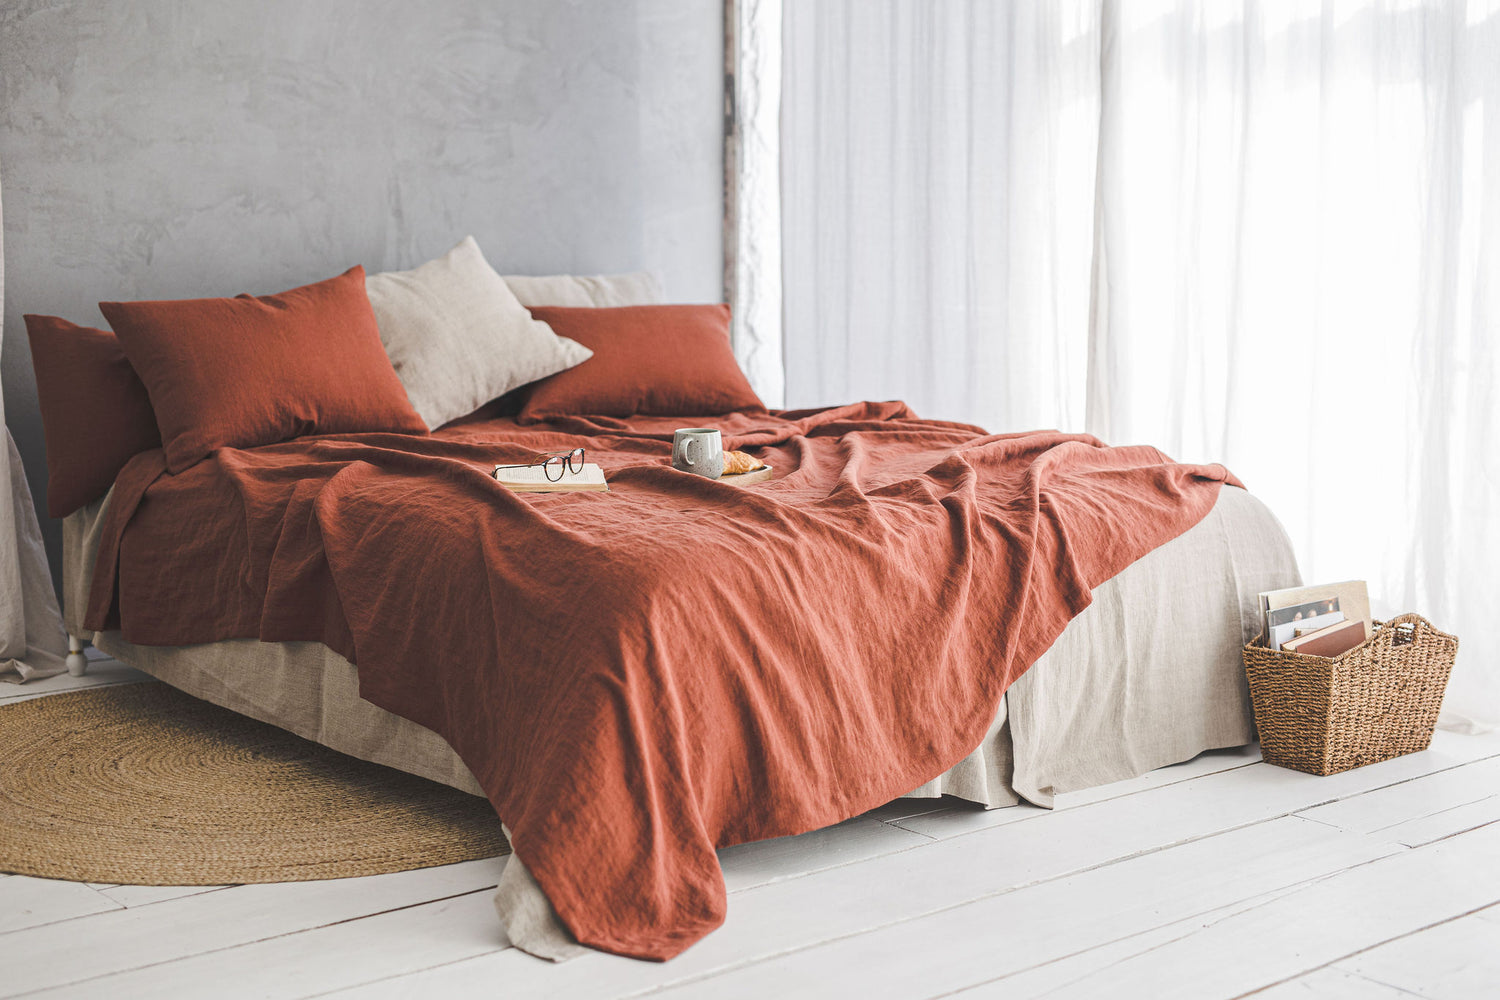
[672,427,723,479]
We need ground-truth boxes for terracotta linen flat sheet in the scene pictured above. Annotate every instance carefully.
[84,402,1240,960]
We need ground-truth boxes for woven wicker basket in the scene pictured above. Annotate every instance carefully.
[1242,613,1458,776]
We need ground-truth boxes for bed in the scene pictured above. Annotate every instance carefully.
[27,245,1301,960]
[62,455,1297,960]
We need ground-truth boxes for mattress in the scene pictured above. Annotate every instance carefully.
[62,483,1299,957]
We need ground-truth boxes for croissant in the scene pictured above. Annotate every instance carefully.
[721,450,765,476]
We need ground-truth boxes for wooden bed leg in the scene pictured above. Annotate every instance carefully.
[66,634,89,677]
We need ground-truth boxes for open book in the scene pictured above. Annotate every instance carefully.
[492,462,609,493]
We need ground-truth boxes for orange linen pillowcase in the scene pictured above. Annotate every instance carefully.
[101,266,427,473]
[518,304,766,421]
[23,314,163,517]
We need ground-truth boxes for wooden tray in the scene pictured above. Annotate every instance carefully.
[720,465,773,486]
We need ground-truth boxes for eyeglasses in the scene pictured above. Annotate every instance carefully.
[494,447,586,483]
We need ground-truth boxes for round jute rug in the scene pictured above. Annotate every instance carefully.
[0,682,508,885]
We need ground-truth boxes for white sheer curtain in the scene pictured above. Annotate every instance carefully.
[0,163,70,682]
[781,2,1101,432]
[775,0,1499,728]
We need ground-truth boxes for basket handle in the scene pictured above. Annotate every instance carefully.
[1374,613,1432,648]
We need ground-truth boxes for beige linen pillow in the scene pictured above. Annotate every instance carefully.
[503,272,663,308]
[365,237,592,429]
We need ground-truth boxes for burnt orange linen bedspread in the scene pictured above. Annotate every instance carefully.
[85,402,1239,959]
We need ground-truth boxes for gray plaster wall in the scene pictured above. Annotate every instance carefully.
[0,0,724,589]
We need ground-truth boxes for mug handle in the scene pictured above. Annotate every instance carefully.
[680,437,697,467]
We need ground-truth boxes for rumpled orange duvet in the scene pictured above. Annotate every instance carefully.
[85,402,1239,959]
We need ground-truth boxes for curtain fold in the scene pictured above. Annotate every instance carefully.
[781,0,1102,433]
[0,162,70,682]
[1088,0,1498,731]
[777,0,1498,729]
[728,0,787,407]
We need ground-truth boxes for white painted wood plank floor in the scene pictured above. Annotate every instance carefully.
[4,663,1499,999]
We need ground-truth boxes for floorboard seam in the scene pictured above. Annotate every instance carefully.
[629,812,1500,999]
[348,803,1479,999]
[614,819,1369,999]
[2,885,501,999]
[96,885,238,909]
[876,819,941,840]
[1398,815,1500,850]
[920,881,1326,1000]
[1368,793,1500,835]
[295,939,523,1000]
[1227,896,1500,999]
[0,884,244,939]
[909,752,1500,851]
[885,760,1267,838]
[0,894,125,938]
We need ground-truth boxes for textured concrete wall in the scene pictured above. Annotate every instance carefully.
[0,0,724,586]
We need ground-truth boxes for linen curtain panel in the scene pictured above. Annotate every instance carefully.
[0,164,69,681]
[777,0,1498,728]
